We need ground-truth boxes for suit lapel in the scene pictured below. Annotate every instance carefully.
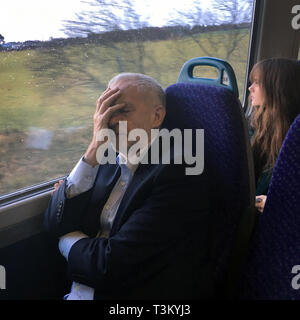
[110,161,157,235]
[110,137,168,235]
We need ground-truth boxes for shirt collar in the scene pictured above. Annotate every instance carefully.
[116,131,159,175]
[116,153,139,175]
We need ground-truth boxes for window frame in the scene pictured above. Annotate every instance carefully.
[0,176,65,208]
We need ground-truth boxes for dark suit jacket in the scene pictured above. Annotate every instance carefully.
[44,142,214,299]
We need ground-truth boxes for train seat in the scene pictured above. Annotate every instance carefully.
[241,114,300,299]
[164,57,256,298]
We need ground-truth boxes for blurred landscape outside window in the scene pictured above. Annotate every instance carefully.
[0,0,254,196]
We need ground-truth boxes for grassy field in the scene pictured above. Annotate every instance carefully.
[0,28,250,195]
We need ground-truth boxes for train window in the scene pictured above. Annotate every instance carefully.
[192,65,219,79]
[0,0,254,198]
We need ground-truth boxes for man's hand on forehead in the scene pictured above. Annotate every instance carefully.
[98,87,119,107]
[83,87,126,167]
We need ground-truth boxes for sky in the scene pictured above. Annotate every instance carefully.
[0,0,214,42]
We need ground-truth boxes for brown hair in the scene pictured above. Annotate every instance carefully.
[249,58,300,179]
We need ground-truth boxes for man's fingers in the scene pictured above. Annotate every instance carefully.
[96,87,110,111]
[100,89,121,114]
[96,88,119,113]
[51,180,64,196]
[96,89,121,115]
[51,186,58,196]
[56,180,64,188]
[102,103,125,122]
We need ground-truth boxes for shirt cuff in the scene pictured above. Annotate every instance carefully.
[66,157,99,198]
[58,231,88,260]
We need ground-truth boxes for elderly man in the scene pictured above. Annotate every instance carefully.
[44,73,211,300]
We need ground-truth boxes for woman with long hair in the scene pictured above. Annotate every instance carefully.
[248,58,300,212]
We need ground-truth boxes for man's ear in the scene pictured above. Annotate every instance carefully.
[152,105,166,128]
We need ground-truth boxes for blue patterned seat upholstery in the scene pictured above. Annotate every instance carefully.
[163,82,256,298]
[241,114,300,299]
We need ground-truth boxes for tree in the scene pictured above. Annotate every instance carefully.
[211,0,253,61]
[0,34,4,45]
[164,0,253,95]
[27,0,155,100]
[62,0,142,38]
[168,0,253,61]
[61,0,150,74]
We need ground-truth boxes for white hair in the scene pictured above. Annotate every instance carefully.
[108,73,166,107]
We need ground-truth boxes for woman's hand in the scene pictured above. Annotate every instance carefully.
[255,195,267,213]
